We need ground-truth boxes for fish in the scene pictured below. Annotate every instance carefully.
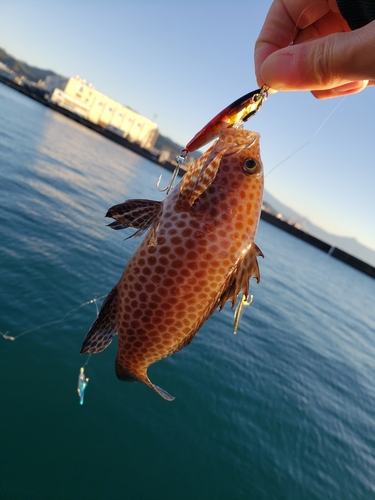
[80,125,264,401]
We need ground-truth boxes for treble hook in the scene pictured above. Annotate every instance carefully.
[156,149,188,195]
[233,293,253,334]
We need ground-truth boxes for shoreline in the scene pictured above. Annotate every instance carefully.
[1,77,374,279]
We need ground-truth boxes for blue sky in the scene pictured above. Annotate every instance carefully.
[1,0,375,251]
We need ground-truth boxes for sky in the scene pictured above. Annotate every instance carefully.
[1,0,375,252]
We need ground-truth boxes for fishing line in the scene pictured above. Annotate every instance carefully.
[265,1,347,177]
[1,293,104,405]
[265,96,346,178]
[0,294,105,341]
[289,2,328,45]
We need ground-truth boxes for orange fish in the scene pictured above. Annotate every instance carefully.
[80,126,264,401]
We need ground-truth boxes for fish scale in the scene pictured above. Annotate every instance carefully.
[81,126,264,401]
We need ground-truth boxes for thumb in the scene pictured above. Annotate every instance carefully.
[259,20,375,94]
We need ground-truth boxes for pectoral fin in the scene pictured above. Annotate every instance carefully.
[218,242,264,310]
[80,286,118,354]
[106,199,161,236]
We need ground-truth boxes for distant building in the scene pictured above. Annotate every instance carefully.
[50,88,90,118]
[49,76,158,149]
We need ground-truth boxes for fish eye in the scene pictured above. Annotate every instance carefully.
[243,158,259,176]
[253,93,261,102]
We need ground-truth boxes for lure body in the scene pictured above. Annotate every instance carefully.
[185,87,268,153]
[81,127,264,400]
[77,367,89,405]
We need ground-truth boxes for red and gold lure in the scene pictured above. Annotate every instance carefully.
[81,86,269,400]
[185,85,269,154]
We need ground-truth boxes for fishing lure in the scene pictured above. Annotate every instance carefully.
[185,85,270,154]
[77,367,89,405]
[157,85,269,194]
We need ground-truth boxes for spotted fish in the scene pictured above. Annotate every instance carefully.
[80,126,264,401]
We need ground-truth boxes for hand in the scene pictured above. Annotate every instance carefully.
[254,0,375,99]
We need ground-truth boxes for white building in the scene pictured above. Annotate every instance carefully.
[50,88,90,118]
[49,76,158,149]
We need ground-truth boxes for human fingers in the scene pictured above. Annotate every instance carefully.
[254,0,297,85]
[293,10,350,44]
[255,0,338,86]
[312,77,375,98]
[311,80,368,99]
[258,21,375,96]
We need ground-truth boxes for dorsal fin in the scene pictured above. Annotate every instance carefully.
[180,142,217,203]
[106,199,161,235]
[183,148,227,205]
[80,286,118,354]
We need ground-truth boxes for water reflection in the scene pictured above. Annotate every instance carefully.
[8,102,165,241]
[33,111,150,199]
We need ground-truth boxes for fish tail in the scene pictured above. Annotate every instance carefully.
[149,382,175,402]
[115,357,175,401]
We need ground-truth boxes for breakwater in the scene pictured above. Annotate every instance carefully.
[260,211,375,278]
[1,76,374,279]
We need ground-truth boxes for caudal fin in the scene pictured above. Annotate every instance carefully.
[152,384,175,401]
[115,357,175,401]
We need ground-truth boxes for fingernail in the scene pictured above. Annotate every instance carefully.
[334,81,368,94]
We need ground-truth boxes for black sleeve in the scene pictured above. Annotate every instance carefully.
[337,0,375,30]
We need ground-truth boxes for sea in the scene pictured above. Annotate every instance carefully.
[1,82,375,500]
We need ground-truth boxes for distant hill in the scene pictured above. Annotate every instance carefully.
[0,48,61,82]
[263,189,375,267]
[154,134,201,161]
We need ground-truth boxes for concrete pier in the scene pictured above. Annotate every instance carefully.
[260,211,375,278]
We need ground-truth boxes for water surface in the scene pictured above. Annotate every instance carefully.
[1,84,375,500]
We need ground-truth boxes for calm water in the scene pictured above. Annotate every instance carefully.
[1,83,375,500]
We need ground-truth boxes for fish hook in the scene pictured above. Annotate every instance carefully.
[156,149,188,195]
[233,293,253,334]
